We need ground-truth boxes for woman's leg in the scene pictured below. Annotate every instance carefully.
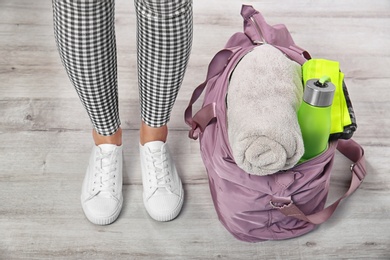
[135,0,193,144]
[135,0,193,221]
[53,0,121,143]
[52,0,123,225]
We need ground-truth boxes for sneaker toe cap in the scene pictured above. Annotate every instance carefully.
[83,196,122,219]
[145,192,184,221]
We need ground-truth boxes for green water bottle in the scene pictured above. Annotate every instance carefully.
[298,76,335,162]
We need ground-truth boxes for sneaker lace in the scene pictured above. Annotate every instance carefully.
[92,149,118,195]
[146,148,172,193]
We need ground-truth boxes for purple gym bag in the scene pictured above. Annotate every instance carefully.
[185,5,366,242]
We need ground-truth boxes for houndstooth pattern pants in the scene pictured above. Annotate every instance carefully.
[52,0,193,136]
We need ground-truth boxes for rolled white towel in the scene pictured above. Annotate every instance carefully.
[227,44,304,175]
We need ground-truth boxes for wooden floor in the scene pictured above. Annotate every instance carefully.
[1,0,389,259]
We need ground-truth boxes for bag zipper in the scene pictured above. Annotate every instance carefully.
[249,16,266,45]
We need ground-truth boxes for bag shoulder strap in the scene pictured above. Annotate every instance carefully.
[275,139,366,224]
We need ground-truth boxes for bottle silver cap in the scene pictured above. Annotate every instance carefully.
[303,79,335,107]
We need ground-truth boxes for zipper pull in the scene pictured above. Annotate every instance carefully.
[249,15,266,45]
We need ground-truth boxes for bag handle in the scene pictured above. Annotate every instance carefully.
[184,47,242,139]
[272,139,366,224]
[241,4,311,64]
[185,5,312,140]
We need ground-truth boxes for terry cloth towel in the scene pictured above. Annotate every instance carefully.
[227,44,304,176]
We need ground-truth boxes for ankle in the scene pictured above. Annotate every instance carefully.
[93,128,122,146]
[140,121,168,145]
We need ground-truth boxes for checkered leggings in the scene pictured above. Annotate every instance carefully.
[52,0,193,136]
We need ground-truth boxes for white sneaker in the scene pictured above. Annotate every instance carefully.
[140,141,184,221]
[81,144,123,225]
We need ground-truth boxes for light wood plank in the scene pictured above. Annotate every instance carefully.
[1,0,390,259]
[1,180,389,259]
